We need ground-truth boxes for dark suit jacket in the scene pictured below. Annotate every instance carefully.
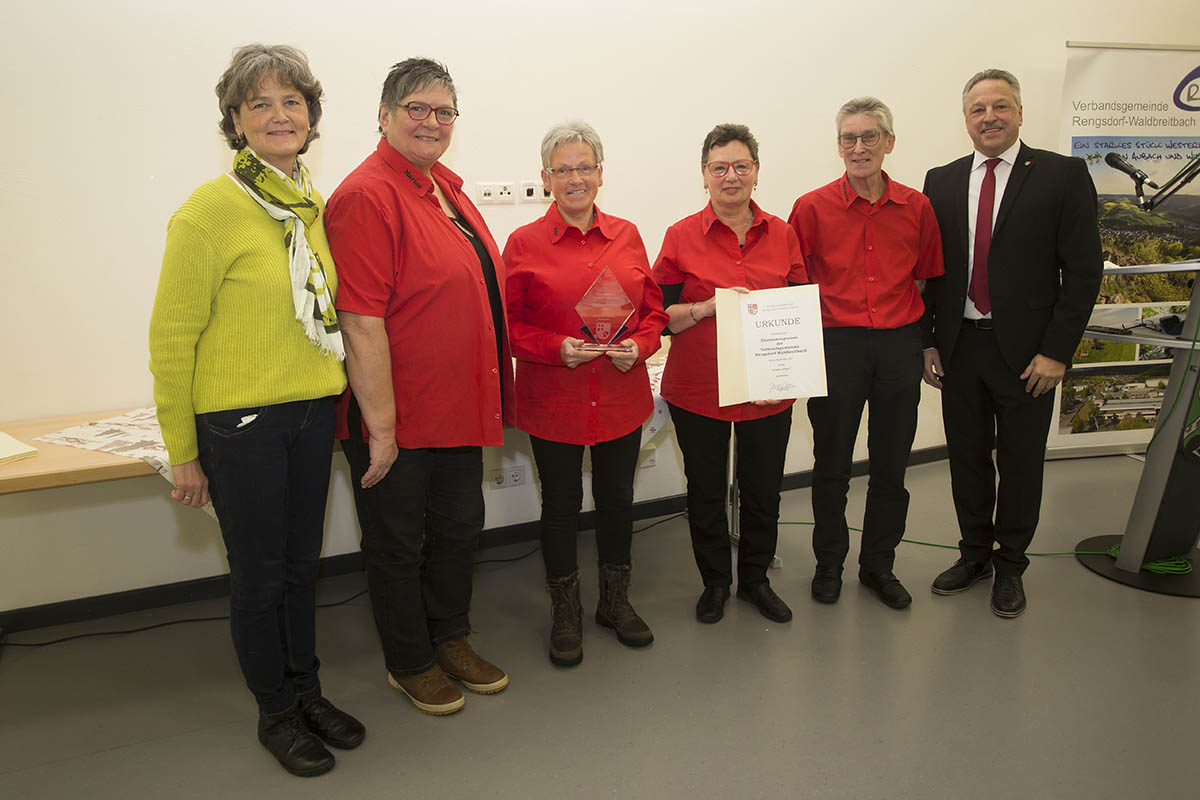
[920,142,1102,373]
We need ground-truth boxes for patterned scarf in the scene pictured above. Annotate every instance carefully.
[231,148,345,360]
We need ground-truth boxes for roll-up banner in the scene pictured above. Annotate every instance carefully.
[1052,44,1199,454]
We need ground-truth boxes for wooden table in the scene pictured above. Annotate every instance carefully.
[0,411,155,494]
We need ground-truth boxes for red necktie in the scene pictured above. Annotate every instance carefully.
[969,157,1001,315]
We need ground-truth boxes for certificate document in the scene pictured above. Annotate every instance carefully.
[715,285,826,406]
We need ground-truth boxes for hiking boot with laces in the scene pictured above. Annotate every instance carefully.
[596,563,653,647]
[546,570,583,666]
[435,634,509,693]
[387,664,465,715]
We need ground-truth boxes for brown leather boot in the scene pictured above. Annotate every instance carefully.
[596,563,653,647]
[546,571,583,666]
[387,664,465,716]
[434,635,509,694]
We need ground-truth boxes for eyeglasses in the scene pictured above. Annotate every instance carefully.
[838,130,883,149]
[705,160,755,178]
[546,164,599,179]
[399,102,460,125]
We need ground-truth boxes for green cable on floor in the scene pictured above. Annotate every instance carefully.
[1105,544,1193,575]
[777,520,1193,574]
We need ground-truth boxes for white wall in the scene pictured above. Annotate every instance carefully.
[1,0,1191,612]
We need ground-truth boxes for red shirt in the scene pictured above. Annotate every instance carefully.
[788,173,944,329]
[503,204,667,445]
[652,201,808,422]
[325,139,513,447]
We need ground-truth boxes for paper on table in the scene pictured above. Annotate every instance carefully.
[715,285,827,406]
[34,407,216,519]
[0,431,38,465]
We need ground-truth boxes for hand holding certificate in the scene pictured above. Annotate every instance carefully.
[715,285,826,406]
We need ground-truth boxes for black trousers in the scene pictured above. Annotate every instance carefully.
[807,324,923,573]
[343,424,484,676]
[668,403,792,588]
[529,427,642,580]
[941,325,1055,575]
[197,397,335,715]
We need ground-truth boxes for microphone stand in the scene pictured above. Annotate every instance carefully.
[1121,152,1200,212]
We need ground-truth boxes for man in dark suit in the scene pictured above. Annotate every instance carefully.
[920,69,1102,617]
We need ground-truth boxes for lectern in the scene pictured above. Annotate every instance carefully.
[1075,261,1200,596]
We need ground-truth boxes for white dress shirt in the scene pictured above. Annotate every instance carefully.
[964,138,1022,320]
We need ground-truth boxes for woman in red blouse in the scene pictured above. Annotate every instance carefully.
[504,121,668,667]
[326,58,512,716]
[653,124,808,626]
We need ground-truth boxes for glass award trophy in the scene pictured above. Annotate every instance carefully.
[575,266,635,352]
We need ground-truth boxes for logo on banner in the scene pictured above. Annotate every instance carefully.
[1173,64,1200,112]
[746,303,758,315]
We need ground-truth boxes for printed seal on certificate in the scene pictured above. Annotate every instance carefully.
[575,266,635,352]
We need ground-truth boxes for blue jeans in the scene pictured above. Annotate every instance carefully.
[196,396,336,715]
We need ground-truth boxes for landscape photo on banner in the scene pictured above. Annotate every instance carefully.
[1054,46,1199,449]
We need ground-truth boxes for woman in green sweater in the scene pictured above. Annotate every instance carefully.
[148,44,362,778]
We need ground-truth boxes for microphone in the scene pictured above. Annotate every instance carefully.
[1105,152,1159,189]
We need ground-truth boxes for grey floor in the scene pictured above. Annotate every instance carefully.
[1,455,1198,799]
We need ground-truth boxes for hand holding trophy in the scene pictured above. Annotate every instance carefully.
[574,266,635,352]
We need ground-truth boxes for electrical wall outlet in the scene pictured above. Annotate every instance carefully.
[486,464,529,489]
[507,464,528,487]
[518,180,547,203]
[477,182,515,205]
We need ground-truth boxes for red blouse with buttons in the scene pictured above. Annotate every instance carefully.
[503,204,667,445]
[325,139,513,448]
[652,201,808,422]
[788,173,944,330]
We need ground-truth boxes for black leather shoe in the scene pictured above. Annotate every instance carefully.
[991,574,1027,618]
[736,582,793,622]
[811,564,843,604]
[858,569,912,609]
[301,695,366,750]
[695,585,731,624]
[931,558,994,595]
[258,709,335,777]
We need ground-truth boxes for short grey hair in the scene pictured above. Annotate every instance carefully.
[378,57,457,133]
[216,43,323,152]
[962,68,1022,110]
[835,96,895,137]
[701,123,759,166]
[540,121,604,169]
